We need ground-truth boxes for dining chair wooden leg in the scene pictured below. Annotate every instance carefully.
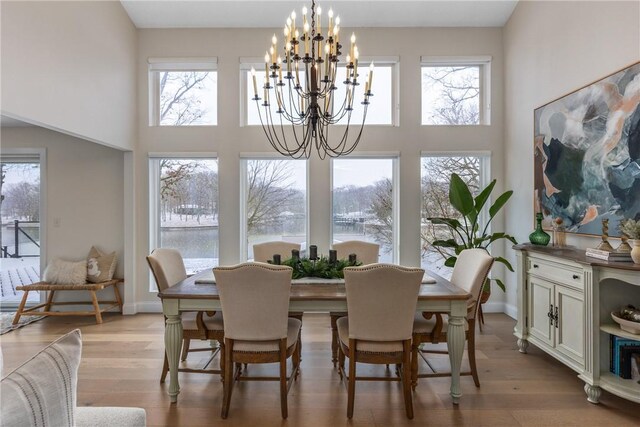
[347,340,357,419]
[338,345,346,380]
[279,338,288,419]
[221,339,234,419]
[478,304,485,332]
[330,314,340,367]
[160,352,169,384]
[411,336,419,391]
[219,342,225,383]
[294,331,301,380]
[468,320,480,387]
[181,338,190,362]
[402,340,414,419]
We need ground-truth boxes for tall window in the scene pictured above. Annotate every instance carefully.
[243,60,396,126]
[421,155,489,276]
[421,57,491,125]
[242,158,307,260]
[332,157,397,263]
[149,156,219,280]
[149,58,218,126]
[0,153,42,305]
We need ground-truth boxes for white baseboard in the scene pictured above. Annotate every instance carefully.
[122,301,163,314]
[481,301,517,319]
[482,301,505,313]
[135,301,163,313]
[503,303,517,319]
[122,303,137,315]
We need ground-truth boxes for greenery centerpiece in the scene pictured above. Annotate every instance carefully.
[270,256,362,279]
[428,173,517,292]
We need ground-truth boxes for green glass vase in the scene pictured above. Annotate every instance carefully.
[529,213,551,246]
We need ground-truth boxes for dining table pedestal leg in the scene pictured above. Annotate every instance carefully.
[447,305,466,404]
[164,300,183,403]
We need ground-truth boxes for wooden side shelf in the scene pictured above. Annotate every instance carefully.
[13,279,124,325]
[600,324,640,341]
[599,372,640,404]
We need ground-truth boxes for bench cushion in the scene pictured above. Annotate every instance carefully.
[0,329,82,427]
[43,258,87,286]
[87,246,118,283]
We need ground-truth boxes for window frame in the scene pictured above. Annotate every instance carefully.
[239,56,400,127]
[420,56,492,126]
[239,154,310,261]
[330,153,400,264]
[148,57,218,127]
[148,152,219,290]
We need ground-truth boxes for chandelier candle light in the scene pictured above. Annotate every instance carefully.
[251,0,374,159]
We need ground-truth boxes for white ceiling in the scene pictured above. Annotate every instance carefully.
[121,0,519,29]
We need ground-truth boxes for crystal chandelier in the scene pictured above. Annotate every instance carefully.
[250,0,374,159]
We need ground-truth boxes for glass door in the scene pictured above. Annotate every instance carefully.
[0,155,42,307]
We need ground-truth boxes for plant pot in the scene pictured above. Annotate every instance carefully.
[480,288,491,304]
[631,240,640,264]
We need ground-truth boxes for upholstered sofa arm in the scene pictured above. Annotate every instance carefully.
[75,406,146,427]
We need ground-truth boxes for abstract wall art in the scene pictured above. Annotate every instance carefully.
[534,62,640,237]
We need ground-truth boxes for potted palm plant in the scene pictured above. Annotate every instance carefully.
[428,173,517,299]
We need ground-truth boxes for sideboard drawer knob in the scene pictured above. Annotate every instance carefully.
[533,264,539,268]
[573,274,579,279]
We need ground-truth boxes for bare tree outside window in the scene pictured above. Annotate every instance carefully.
[157,159,218,274]
[245,159,306,259]
[422,66,480,125]
[332,158,394,262]
[421,156,482,276]
[159,71,217,126]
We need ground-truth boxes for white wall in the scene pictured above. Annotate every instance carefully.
[1,127,125,300]
[0,1,137,151]
[503,1,640,313]
[134,27,507,310]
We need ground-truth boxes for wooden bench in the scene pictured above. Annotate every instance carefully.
[13,279,124,325]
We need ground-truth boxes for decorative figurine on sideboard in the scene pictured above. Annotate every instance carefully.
[552,217,566,248]
[595,218,614,252]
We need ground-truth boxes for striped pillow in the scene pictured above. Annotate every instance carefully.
[0,329,82,427]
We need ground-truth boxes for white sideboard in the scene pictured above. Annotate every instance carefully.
[514,244,640,404]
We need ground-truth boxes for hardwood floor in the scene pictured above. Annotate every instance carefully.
[1,313,639,426]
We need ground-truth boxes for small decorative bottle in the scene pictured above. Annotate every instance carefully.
[552,217,566,248]
[529,212,551,246]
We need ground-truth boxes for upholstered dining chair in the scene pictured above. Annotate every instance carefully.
[411,248,494,389]
[337,264,424,419]
[330,240,380,367]
[332,240,380,264]
[252,241,304,353]
[214,262,301,419]
[146,248,224,383]
[252,241,301,263]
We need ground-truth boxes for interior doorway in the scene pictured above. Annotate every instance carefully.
[0,151,43,307]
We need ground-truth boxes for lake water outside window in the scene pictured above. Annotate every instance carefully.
[244,159,307,260]
[157,158,218,275]
[332,158,394,263]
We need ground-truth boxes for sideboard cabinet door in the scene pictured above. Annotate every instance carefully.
[528,276,554,348]
[555,285,585,365]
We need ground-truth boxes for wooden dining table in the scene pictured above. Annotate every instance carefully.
[159,269,471,404]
